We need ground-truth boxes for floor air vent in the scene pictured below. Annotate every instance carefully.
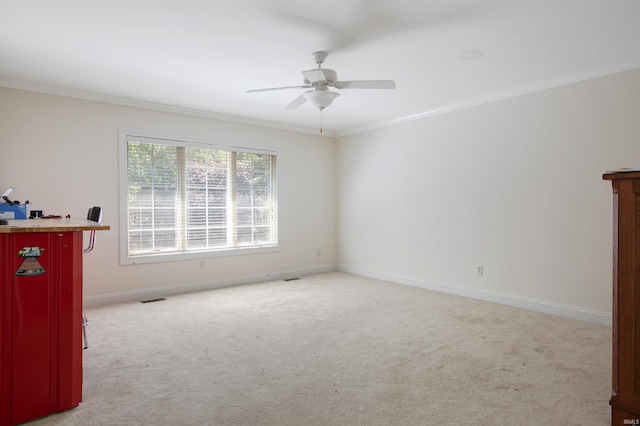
[140,298,166,303]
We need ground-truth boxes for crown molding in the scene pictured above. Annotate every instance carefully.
[0,77,336,138]
[3,60,639,139]
[335,61,640,137]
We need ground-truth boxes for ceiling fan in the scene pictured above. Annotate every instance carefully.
[246,51,396,111]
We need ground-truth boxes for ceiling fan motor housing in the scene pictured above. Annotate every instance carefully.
[303,68,338,85]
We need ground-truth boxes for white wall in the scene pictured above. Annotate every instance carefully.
[336,68,640,325]
[0,88,336,303]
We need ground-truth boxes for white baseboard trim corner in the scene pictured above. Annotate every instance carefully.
[337,264,612,327]
[83,264,336,308]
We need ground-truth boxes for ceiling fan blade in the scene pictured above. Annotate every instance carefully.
[284,94,308,110]
[335,80,396,89]
[246,85,309,93]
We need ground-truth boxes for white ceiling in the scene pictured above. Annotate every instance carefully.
[1,0,640,136]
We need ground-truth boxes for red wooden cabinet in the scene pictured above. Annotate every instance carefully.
[604,171,640,425]
[0,231,83,425]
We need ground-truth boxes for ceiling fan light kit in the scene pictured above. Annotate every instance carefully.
[302,88,340,110]
[246,51,396,112]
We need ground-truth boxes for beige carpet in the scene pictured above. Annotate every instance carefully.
[29,272,611,425]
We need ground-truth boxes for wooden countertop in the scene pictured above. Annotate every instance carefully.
[0,219,110,233]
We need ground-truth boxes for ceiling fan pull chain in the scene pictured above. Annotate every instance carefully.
[320,109,323,134]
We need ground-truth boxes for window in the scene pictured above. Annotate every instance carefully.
[120,131,277,264]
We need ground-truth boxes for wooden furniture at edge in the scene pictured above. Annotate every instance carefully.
[604,171,640,425]
[0,219,109,426]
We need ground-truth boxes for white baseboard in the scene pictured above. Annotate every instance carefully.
[337,264,612,327]
[83,264,336,308]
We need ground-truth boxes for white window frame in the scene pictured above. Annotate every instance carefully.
[119,129,279,265]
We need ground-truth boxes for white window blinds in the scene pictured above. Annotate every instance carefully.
[123,135,277,262]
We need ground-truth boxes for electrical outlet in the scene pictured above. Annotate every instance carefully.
[317,249,321,257]
[477,266,484,276]
[199,260,205,270]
